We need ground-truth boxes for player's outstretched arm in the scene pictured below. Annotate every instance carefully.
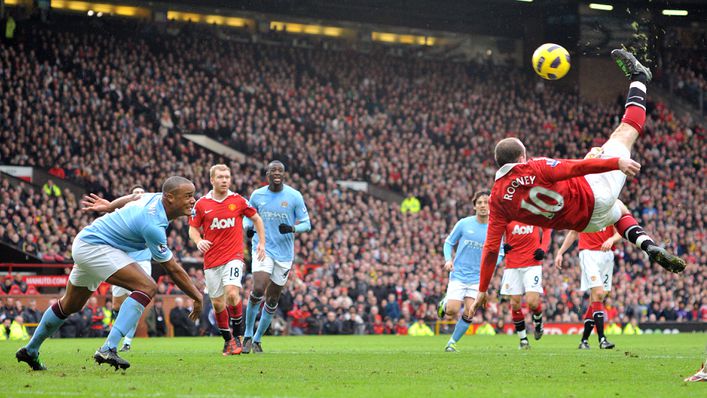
[554,230,578,269]
[543,158,640,183]
[81,193,141,213]
[160,257,203,321]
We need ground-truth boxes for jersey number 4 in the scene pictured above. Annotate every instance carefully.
[520,187,564,219]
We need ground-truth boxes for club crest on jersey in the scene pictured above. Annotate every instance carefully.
[228,203,237,211]
[546,159,560,167]
[211,217,236,230]
[281,201,288,208]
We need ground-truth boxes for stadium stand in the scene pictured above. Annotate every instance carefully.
[0,15,704,336]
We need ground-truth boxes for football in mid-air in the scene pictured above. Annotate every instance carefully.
[532,43,571,80]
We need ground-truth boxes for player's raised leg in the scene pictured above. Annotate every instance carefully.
[16,281,94,370]
[613,202,685,273]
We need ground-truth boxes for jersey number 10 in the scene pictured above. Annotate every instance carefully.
[520,187,564,219]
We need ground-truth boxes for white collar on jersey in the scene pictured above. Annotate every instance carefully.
[204,190,236,203]
[495,163,519,181]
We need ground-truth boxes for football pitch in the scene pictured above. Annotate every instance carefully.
[2,334,705,398]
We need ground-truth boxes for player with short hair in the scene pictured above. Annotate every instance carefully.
[555,226,622,350]
[472,50,685,314]
[189,164,266,356]
[16,176,203,371]
[242,160,310,354]
[500,221,551,349]
[437,190,503,352]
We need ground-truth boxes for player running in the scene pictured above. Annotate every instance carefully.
[471,49,686,314]
[242,160,310,354]
[555,227,621,350]
[16,176,203,371]
[437,191,503,352]
[500,221,551,349]
[189,164,266,356]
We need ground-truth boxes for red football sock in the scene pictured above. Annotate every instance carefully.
[532,302,542,316]
[215,309,231,341]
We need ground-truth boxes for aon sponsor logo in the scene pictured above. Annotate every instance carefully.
[210,217,236,230]
[512,225,534,235]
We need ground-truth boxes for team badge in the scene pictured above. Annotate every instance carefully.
[546,159,560,167]
[504,284,509,290]
[228,204,237,211]
[591,276,597,281]
[281,201,288,208]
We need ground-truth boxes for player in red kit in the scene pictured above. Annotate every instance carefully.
[555,226,622,350]
[189,164,266,355]
[472,50,685,314]
[500,222,552,349]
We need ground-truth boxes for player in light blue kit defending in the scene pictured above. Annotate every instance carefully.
[438,190,503,352]
[15,177,203,371]
[242,161,311,353]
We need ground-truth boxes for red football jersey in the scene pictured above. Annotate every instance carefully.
[189,190,256,269]
[503,221,552,269]
[479,157,621,292]
[579,225,617,251]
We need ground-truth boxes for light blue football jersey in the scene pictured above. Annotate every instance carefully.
[445,217,502,284]
[76,193,173,263]
[248,184,309,262]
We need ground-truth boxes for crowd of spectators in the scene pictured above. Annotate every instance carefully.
[0,15,704,338]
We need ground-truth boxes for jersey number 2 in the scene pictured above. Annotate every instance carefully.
[520,187,564,219]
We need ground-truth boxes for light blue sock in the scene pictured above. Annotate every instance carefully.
[25,306,66,355]
[244,297,261,338]
[450,317,471,344]
[253,303,276,343]
[102,297,145,351]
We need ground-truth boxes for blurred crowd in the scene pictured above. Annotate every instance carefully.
[0,15,704,338]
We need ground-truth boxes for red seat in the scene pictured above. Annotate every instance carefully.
[8,284,23,295]
[25,285,39,295]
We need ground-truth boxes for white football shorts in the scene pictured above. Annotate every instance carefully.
[500,265,543,296]
[445,279,479,301]
[205,259,244,298]
[251,255,293,287]
[579,249,615,292]
[584,140,630,232]
[70,239,135,292]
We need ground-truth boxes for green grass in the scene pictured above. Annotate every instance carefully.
[1,334,705,397]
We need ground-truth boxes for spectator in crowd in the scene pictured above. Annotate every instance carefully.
[321,311,342,335]
[408,319,434,336]
[145,298,167,337]
[85,297,105,337]
[9,315,29,340]
[22,299,42,335]
[170,297,197,337]
[42,180,61,198]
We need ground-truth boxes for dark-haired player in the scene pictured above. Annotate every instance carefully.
[242,160,311,353]
[16,177,203,370]
[437,190,503,352]
[472,49,685,314]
